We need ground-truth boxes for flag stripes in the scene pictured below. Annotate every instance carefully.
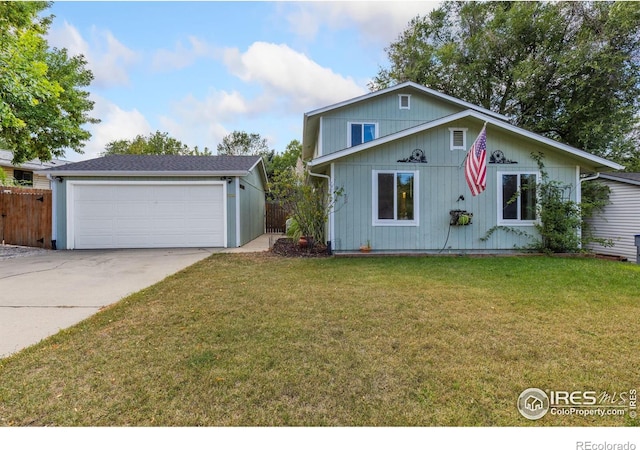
[465,125,487,196]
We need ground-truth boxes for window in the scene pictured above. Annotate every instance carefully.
[498,172,538,224]
[13,170,33,186]
[349,122,377,147]
[449,128,467,151]
[373,171,418,226]
[399,94,411,110]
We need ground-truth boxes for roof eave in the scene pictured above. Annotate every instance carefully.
[598,173,640,186]
[308,110,624,171]
[35,170,251,177]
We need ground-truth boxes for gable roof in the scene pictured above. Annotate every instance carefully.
[303,81,509,160]
[39,154,267,181]
[598,172,640,186]
[308,109,624,171]
[0,149,71,171]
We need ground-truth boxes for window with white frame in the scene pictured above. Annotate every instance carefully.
[498,172,539,224]
[373,170,418,225]
[449,128,467,151]
[349,122,377,147]
[399,94,411,110]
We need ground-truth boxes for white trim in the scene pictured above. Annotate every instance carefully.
[65,180,227,250]
[449,127,468,151]
[576,165,582,247]
[347,121,378,148]
[308,109,624,171]
[318,117,323,157]
[235,178,241,248]
[329,164,335,246]
[372,170,419,227]
[497,171,540,226]
[398,94,411,110]
[40,170,250,177]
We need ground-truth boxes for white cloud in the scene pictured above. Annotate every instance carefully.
[47,21,138,88]
[222,42,366,110]
[285,2,438,44]
[152,36,217,72]
[70,94,152,161]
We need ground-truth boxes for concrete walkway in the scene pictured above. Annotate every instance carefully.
[221,233,283,253]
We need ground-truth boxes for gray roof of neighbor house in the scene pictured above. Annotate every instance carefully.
[39,155,265,178]
[0,149,71,171]
[598,172,640,186]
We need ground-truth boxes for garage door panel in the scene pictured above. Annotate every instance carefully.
[72,183,225,249]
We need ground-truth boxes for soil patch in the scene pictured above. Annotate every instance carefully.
[271,238,330,258]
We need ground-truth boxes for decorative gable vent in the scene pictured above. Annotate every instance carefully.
[399,94,411,110]
[449,128,467,151]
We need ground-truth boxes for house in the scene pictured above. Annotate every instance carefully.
[302,82,623,254]
[584,172,640,262]
[38,154,267,250]
[0,149,71,189]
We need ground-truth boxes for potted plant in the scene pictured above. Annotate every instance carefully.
[359,240,372,253]
[450,210,473,226]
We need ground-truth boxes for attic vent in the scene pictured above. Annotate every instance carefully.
[399,94,410,110]
[449,128,468,151]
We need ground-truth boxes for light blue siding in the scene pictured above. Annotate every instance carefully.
[329,121,582,252]
[320,88,461,157]
[238,168,266,246]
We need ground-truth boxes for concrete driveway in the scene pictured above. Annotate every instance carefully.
[0,247,218,358]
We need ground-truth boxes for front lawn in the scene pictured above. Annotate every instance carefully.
[0,254,638,426]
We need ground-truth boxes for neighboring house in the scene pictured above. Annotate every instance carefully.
[37,155,267,250]
[585,172,640,262]
[0,149,71,189]
[302,82,623,254]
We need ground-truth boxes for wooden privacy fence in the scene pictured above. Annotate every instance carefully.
[266,201,287,233]
[0,188,52,249]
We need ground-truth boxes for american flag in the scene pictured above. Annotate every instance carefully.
[465,125,487,196]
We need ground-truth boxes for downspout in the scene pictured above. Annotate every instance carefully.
[309,170,332,252]
[580,173,600,184]
[47,174,57,249]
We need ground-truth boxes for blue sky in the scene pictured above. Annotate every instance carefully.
[45,1,438,161]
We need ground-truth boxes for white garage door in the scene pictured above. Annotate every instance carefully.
[70,182,226,249]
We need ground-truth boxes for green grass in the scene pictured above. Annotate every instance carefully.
[0,254,639,426]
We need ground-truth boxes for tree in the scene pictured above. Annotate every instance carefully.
[270,168,343,247]
[372,1,640,160]
[103,131,210,156]
[216,131,271,156]
[270,139,302,177]
[0,1,98,164]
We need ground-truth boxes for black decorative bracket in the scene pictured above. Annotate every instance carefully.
[398,148,428,163]
[489,150,517,164]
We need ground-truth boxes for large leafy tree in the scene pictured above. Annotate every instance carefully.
[0,1,98,163]
[216,130,272,156]
[103,131,210,156]
[372,1,640,162]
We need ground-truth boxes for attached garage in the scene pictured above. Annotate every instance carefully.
[39,155,267,250]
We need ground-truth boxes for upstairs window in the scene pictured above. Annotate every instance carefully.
[399,94,411,110]
[349,122,377,147]
[449,128,467,151]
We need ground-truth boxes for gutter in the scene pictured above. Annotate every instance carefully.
[580,173,600,183]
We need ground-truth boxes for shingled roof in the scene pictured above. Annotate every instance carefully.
[39,154,264,176]
[599,172,640,186]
